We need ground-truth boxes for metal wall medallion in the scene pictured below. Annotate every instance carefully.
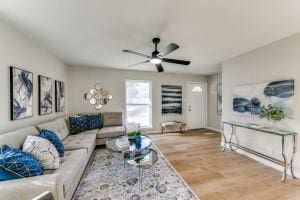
[84,83,112,110]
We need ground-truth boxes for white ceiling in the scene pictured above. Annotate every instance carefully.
[0,0,300,75]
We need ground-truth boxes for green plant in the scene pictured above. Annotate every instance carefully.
[259,105,285,121]
[127,130,141,139]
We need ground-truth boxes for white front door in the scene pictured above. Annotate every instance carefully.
[187,82,207,129]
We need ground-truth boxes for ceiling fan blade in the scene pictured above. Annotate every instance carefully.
[123,49,151,58]
[158,43,179,57]
[128,60,150,67]
[162,58,190,65]
[156,63,164,72]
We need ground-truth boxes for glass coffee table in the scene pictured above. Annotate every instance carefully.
[106,135,152,153]
[106,135,158,177]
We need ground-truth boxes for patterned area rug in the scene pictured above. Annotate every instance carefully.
[73,146,199,200]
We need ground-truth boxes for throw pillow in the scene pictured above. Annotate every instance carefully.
[69,116,88,134]
[23,136,60,170]
[0,145,43,181]
[86,114,103,130]
[39,130,64,157]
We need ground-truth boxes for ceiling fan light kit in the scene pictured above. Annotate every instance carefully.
[123,37,191,72]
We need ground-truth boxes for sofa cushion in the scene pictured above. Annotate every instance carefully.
[97,126,125,139]
[102,112,123,127]
[0,126,39,149]
[39,130,64,157]
[69,116,89,134]
[48,149,87,195]
[36,118,69,140]
[23,136,60,170]
[53,117,70,140]
[0,145,43,181]
[63,131,96,154]
[86,114,103,130]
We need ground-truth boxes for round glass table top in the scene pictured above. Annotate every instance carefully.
[125,149,158,169]
[106,135,152,153]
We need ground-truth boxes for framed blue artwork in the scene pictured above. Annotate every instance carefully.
[10,66,33,120]
[233,79,294,119]
[38,75,52,115]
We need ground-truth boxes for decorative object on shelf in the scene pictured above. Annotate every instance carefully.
[233,79,294,119]
[259,105,285,127]
[55,80,65,112]
[38,75,52,115]
[84,83,112,110]
[161,85,182,114]
[217,83,222,115]
[10,66,33,120]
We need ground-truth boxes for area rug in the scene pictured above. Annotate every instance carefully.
[73,146,199,200]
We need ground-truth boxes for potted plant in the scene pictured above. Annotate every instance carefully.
[259,104,285,128]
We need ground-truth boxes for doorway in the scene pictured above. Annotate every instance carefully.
[187,82,207,129]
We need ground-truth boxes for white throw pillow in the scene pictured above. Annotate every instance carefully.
[23,135,60,169]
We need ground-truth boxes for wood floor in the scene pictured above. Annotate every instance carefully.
[151,129,300,200]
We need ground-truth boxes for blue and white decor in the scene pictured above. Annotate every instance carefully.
[40,130,64,157]
[55,80,65,112]
[0,145,43,181]
[23,136,60,170]
[161,85,182,114]
[10,66,33,120]
[233,79,294,119]
[38,75,52,115]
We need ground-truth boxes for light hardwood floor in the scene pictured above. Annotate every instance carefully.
[151,129,300,200]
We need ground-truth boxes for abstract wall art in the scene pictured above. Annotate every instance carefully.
[161,85,182,114]
[217,83,222,115]
[233,79,294,119]
[10,66,33,120]
[55,80,65,112]
[38,75,52,115]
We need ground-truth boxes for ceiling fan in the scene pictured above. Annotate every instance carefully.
[123,38,191,72]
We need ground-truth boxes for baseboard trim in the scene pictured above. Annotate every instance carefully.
[206,126,221,133]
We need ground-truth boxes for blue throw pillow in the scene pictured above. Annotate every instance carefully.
[69,116,88,134]
[0,145,43,181]
[86,114,103,130]
[39,130,65,157]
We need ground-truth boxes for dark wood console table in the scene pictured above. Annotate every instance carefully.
[222,121,297,182]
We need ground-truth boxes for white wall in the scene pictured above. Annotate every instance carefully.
[207,73,222,131]
[67,66,207,132]
[0,20,68,133]
[222,33,300,177]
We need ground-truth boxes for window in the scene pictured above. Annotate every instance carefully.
[126,80,152,128]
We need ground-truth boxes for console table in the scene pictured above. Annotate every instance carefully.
[222,121,297,182]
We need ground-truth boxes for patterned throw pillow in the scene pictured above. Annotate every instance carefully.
[0,145,43,181]
[86,114,103,130]
[69,116,88,134]
[23,136,60,170]
[39,130,64,157]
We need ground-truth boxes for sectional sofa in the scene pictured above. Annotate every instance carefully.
[0,112,125,200]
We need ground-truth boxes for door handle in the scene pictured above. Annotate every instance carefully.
[189,106,191,111]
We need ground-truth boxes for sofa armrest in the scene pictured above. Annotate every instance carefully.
[0,174,64,200]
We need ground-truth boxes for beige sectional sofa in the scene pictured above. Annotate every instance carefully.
[0,112,125,200]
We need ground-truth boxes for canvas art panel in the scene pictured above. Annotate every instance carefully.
[161,85,182,114]
[233,79,294,119]
[10,66,33,120]
[55,80,65,112]
[38,75,52,115]
[217,83,222,115]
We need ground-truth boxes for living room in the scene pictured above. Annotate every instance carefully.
[0,1,300,200]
